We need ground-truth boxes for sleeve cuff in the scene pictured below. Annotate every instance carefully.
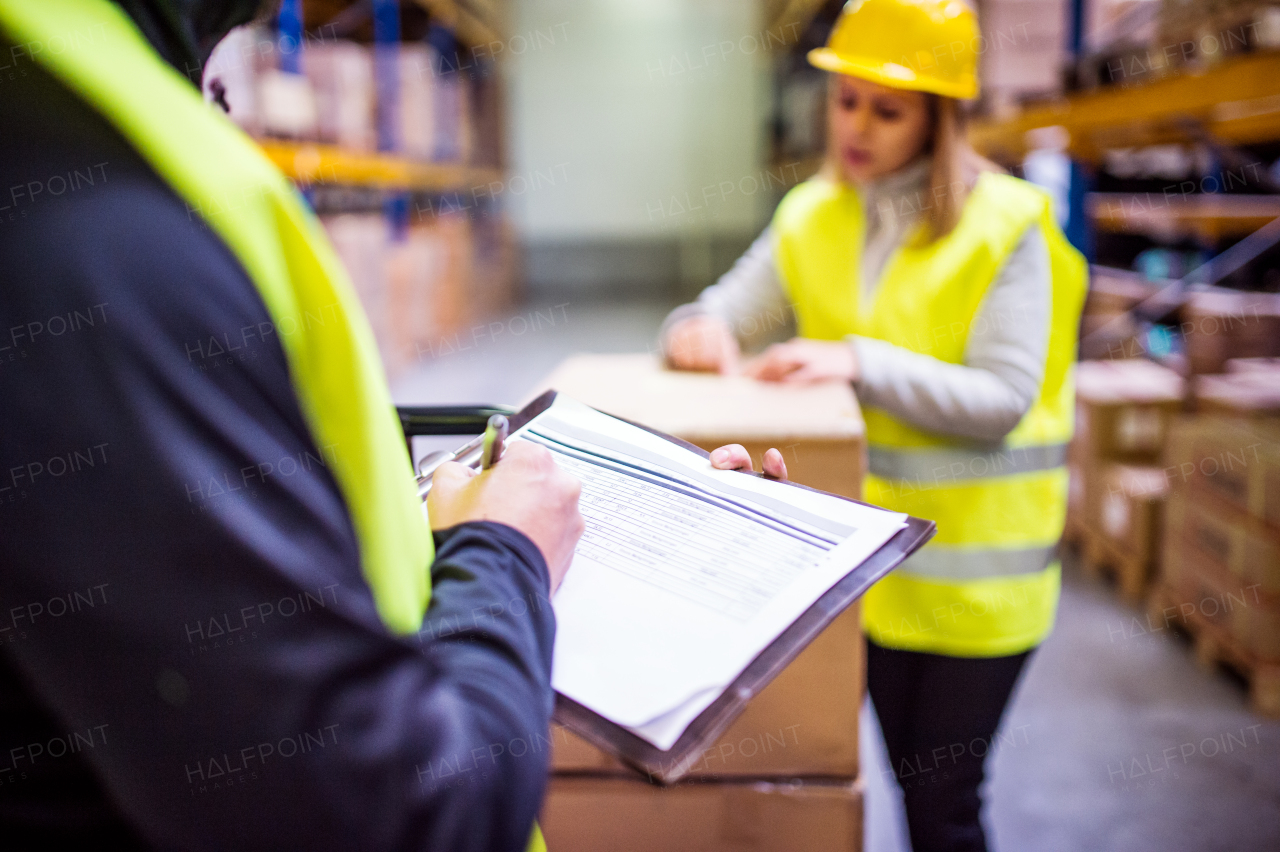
[847,335,885,400]
[432,521,551,594]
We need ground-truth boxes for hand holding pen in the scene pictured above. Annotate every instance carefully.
[415,414,509,499]
[422,414,583,593]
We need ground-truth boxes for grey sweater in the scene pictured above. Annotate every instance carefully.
[661,160,1052,444]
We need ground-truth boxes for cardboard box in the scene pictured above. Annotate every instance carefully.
[980,0,1067,107]
[1085,267,1163,314]
[1195,370,1280,418]
[1077,267,1161,360]
[533,354,865,498]
[1267,435,1280,532]
[1163,533,1280,662]
[1091,464,1169,561]
[1227,357,1280,375]
[385,225,447,375]
[1164,488,1280,599]
[431,211,474,339]
[1079,309,1143,361]
[551,604,863,779]
[469,214,519,320]
[1179,290,1280,376]
[1075,359,1185,463]
[398,44,437,161]
[321,212,391,366]
[322,211,478,382]
[1165,415,1280,531]
[258,68,319,140]
[304,42,375,151]
[540,777,863,852]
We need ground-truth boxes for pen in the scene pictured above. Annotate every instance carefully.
[480,414,509,471]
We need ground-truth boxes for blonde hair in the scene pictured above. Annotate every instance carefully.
[822,87,1004,242]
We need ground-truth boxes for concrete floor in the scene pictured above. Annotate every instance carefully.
[393,297,1280,852]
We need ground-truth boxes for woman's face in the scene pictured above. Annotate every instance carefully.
[829,75,932,183]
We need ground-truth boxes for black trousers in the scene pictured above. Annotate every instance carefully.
[867,640,1032,852]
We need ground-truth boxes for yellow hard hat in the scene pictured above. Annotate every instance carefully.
[808,0,980,99]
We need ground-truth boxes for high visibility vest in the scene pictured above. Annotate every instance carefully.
[773,173,1087,657]
[0,2,544,849]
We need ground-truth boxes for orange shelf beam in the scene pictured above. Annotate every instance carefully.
[258,140,501,192]
[971,51,1280,165]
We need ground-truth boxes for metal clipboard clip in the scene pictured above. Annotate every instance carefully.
[396,391,558,500]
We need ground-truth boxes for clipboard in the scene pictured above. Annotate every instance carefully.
[408,389,936,785]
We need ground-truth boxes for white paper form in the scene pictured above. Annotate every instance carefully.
[514,396,907,749]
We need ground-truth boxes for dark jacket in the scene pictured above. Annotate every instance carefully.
[0,5,555,850]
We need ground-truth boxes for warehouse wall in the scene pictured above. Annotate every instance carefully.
[505,0,773,299]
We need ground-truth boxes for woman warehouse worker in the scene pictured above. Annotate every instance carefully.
[664,1,1086,850]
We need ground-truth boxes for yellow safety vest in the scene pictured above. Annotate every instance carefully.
[773,172,1086,657]
[0,1,543,848]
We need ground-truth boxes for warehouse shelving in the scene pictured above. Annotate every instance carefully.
[409,0,505,51]
[1089,193,1280,241]
[970,51,1280,165]
[304,0,506,49]
[260,140,502,192]
[243,0,516,381]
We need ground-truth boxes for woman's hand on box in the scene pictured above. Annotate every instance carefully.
[664,316,741,374]
[743,337,859,384]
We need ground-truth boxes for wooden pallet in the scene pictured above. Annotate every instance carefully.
[1080,526,1153,604]
[1148,583,1280,718]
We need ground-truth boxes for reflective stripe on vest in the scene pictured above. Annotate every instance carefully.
[897,544,1059,581]
[867,443,1069,484]
[772,172,1087,657]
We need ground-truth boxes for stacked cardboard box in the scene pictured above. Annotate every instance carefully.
[304,42,376,151]
[1077,267,1161,360]
[540,778,864,852]
[396,45,437,160]
[1178,290,1280,377]
[200,28,511,384]
[203,27,476,165]
[321,213,391,360]
[469,213,520,322]
[1159,0,1280,60]
[321,212,476,381]
[1157,411,1280,715]
[549,604,865,780]
[1195,363,1280,418]
[978,0,1069,113]
[1069,359,1185,599]
[532,354,869,852]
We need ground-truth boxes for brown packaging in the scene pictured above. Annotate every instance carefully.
[551,603,863,779]
[1162,524,1280,662]
[540,777,864,852]
[1091,464,1169,561]
[1164,488,1280,599]
[1179,290,1280,376]
[1075,359,1185,464]
[1164,415,1280,532]
[533,354,866,498]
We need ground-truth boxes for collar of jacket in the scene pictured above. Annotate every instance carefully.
[109,0,265,84]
